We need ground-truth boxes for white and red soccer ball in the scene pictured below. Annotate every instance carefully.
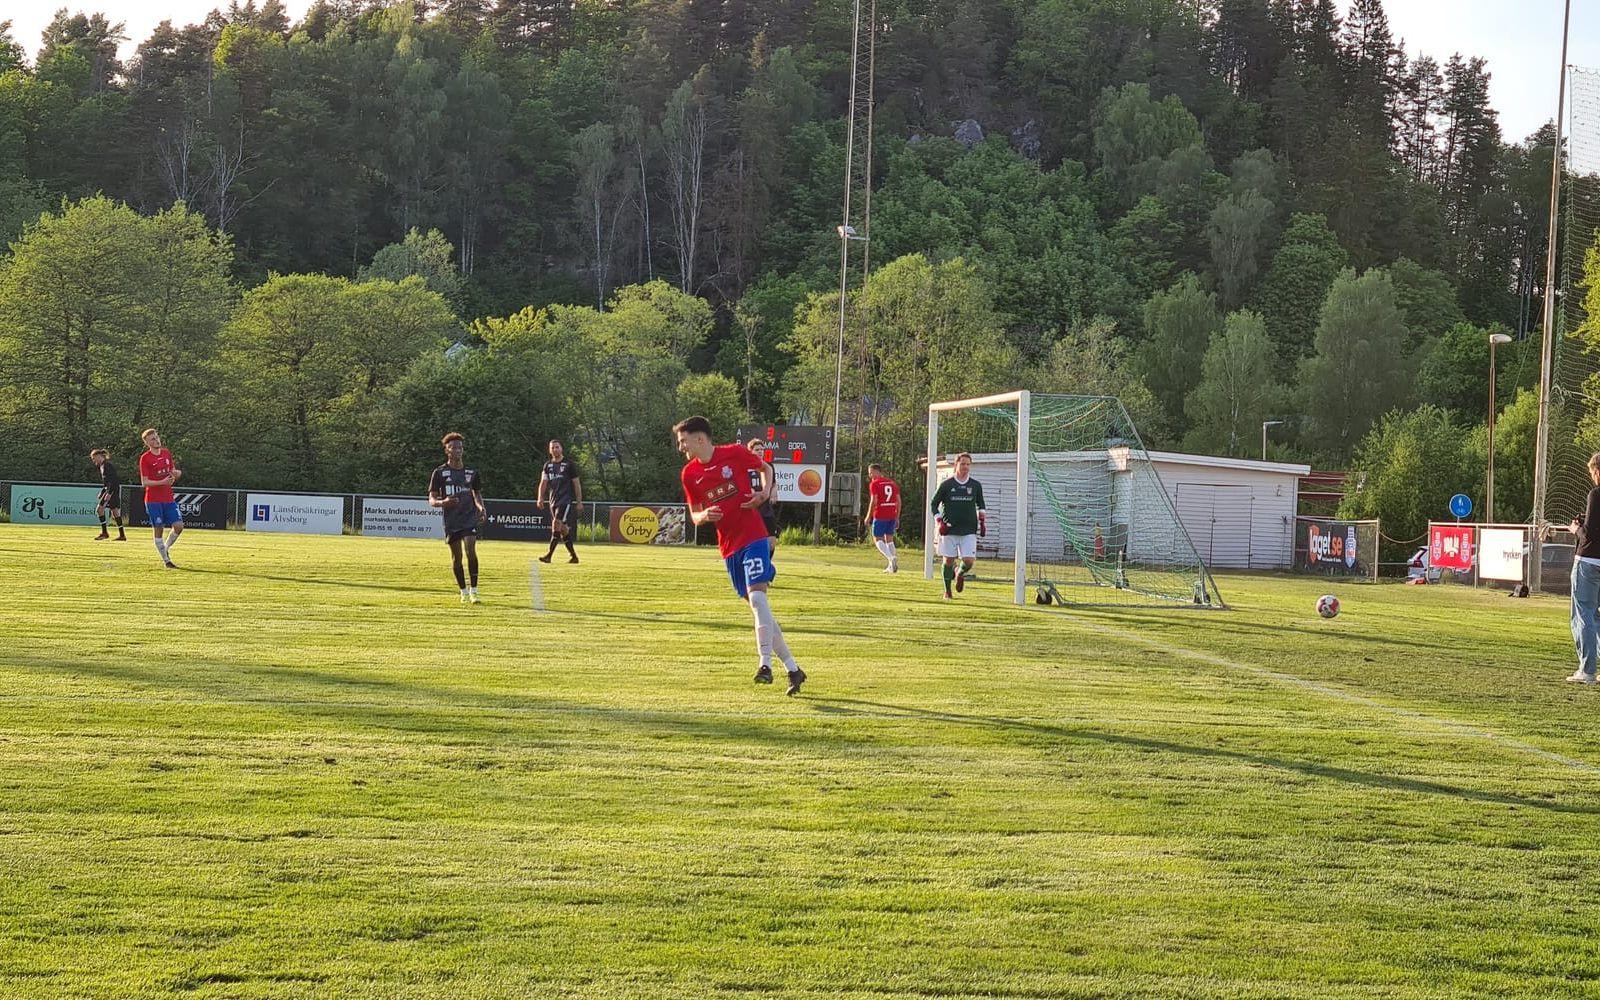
[1316,594,1340,619]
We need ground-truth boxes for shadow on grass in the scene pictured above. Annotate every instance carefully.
[179,565,443,595]
[1,650,860,751]
[810,697,1598,816]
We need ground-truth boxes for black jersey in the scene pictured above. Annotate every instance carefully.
[542,459,581,508]
[98,461,122,494]
[429,464,483,534]
[747,467,775,517]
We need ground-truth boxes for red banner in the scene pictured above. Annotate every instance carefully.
[1429,524,1476,571]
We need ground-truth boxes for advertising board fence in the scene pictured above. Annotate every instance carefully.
[1292,517,1379,582]
[1,482,691,546]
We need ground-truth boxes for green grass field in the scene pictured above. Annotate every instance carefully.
[4,524,1600,998]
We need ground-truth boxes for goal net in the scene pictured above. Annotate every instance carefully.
[925,391,1221,607]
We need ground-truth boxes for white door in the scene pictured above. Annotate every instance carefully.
[1175,484,1254,569]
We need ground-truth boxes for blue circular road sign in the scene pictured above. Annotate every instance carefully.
[1449,493,1473,519]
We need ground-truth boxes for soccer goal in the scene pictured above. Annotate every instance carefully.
[925,391,1222,607]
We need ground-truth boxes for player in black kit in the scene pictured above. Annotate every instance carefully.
[89,448,126,541]
[427,432,487,604]
[537,439,583,564]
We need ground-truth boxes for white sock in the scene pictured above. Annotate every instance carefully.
[164,529,182,551]
[749,591,797,671]
[885,540,897,562]
[749,592,774,665]
[153,538,167,560]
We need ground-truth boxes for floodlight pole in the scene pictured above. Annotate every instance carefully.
[1532,0,1572,593]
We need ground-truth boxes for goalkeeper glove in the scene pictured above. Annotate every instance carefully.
[936,517,949,535]
[979,515,987,538]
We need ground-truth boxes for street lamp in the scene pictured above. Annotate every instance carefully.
[1262,420,1285,461]
[1488,332,1514,523]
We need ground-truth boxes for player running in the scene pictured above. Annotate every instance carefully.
[746,438,780,553]
[676,416,806,696]
[138,429,184,568]
[864,462,900,572]
[930,453,986,599]
[90,448,126,541]
[537,439,583,564]
[428,432,487,604]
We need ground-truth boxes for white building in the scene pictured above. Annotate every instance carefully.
[945,449,1310,572]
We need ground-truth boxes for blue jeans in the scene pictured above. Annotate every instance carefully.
[1572,561,1600,678]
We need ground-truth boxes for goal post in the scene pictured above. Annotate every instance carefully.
[926,391,1221,608]
[926,391,1031,605]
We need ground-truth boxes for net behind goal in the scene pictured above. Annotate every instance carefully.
[926,392,1221,607]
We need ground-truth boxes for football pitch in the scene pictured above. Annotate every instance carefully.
[3,525,1600,999]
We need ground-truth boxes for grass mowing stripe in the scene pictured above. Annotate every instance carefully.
[1062,614,1600,776]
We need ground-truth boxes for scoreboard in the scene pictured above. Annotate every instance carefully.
[735,424,835,505]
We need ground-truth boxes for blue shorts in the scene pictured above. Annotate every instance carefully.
[145,501,182,528]
[872,518,898,538]
[724,538,777,599]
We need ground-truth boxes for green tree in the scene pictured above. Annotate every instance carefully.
[1207,190,1274,308]
[1415,322,1506,417]
[1300,268,1412,456]
[1386,257,1466,347]
[1183,310,1282,457]
[675,372,746,440]
[0,197,233,476]
[360,228,466,314]
[1138,273,1221,427]
[1035,316,1166,442]
[786,254,1018,510]
[1252,213,1348,363]
[1091,82,1204,202]
[210,273,454,489]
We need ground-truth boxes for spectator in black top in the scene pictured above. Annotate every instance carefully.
[90,448,126,541]
[1566,452,1600,684]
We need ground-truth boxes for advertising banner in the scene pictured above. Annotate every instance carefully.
[480,499,551,542]
[771,463,828,504]
[360,497,444,540]
[1294,519,1371,578]
[1429,524,1476,571]
[245,493,345,535]
[608,505,689,545]
[124,489,231,530]
[10,485,103,526]
[1479,528,1527,583]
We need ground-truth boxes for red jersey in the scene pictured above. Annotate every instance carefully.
[868,476,901,520]
[139,449,176,504]
[682,444,770,558]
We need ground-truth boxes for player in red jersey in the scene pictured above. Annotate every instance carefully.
[137,428,183,569]
[674,415,806,696]
[863,463,901,573]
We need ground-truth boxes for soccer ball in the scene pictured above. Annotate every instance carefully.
[1316,594,1340,619]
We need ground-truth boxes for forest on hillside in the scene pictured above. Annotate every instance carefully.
[0,0,1585,541]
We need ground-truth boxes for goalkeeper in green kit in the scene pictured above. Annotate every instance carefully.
[930,453,986,599]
